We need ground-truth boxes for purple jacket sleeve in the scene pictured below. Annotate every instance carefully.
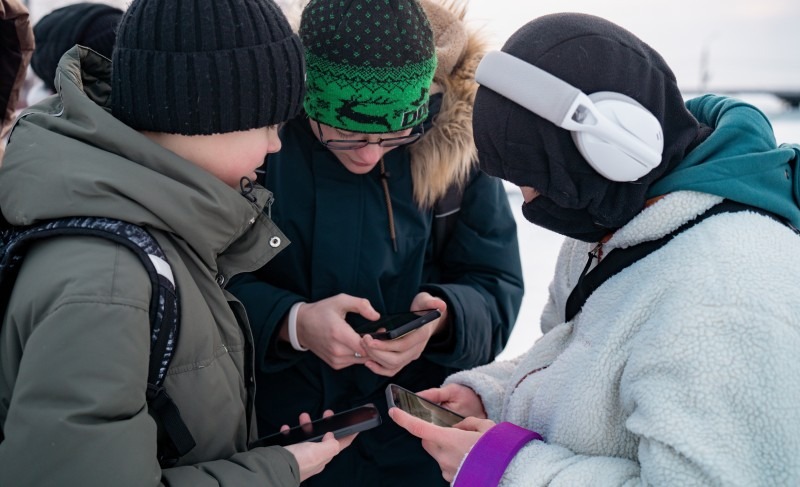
[454,422,543,487]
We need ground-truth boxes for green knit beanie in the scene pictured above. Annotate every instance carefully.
[300,0,437,133]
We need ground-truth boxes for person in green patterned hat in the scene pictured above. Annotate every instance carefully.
[301,0,436,136]
[229,0,524,485]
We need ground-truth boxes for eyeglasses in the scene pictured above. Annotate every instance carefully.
[314,119,423,151]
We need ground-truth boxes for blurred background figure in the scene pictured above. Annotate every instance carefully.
[0,0,34,164]
[26,2,122,105]
[25,0,126,24]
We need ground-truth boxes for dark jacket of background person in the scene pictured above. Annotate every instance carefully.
[0,47,300,487]
[0,0,34,163]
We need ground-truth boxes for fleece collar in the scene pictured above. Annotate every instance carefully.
[604,191,723,252]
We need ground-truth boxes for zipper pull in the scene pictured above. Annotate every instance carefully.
[578,243,602,280]
[589,243,602,261]
[266,195,274,219]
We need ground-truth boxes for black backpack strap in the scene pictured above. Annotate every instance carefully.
[564,200,786,323]
[0,217,195,465]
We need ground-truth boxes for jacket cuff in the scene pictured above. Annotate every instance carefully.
[453,422,542,487]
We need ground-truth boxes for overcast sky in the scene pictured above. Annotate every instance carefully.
[30,0,800,91]
[465,0,800,91]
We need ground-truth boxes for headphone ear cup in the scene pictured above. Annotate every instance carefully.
[571,91,664,182]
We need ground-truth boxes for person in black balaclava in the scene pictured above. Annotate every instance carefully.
[387,12,800,486]
[474,12,710,242]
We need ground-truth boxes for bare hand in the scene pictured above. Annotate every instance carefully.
[360,292,448,376]
[295,294,379,369]
[388,407,495,483]
[281,411,358,482]
[415,384,487,419]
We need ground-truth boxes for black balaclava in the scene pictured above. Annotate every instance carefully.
[474,13,709,242]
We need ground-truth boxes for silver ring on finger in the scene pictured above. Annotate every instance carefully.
[354,352,362,359]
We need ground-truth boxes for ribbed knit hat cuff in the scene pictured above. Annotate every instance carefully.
[112,35,305,135]
[303,52,436,133]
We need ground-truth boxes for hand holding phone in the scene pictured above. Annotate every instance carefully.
[348,309,441,340]
[409,383,488,419]
[291,294,377,369]
[282,430,343,482]
[251,404,382,448]
[385,384,465,427]
[387,400,494,484]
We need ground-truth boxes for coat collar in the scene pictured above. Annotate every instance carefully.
[0,46,287,274]
[604,191,724,253]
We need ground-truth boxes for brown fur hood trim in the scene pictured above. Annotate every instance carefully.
[411,0,487,208]
[1,0,35,154]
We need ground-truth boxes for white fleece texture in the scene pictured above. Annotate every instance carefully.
[446,191,800,486]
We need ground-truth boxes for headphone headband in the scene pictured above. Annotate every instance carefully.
[475,51,663,178]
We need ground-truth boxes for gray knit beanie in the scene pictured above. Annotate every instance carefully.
[112,0,306,135]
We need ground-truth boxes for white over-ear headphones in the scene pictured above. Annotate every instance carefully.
[475,51,664,182]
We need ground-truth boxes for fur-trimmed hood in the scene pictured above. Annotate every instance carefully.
[281,0,486,208]
[411,0,487,208]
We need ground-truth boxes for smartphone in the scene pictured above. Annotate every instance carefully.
[348,309,442,340]
[385,383,465,427]
[250,404,382,448]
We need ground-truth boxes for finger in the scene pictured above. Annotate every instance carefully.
[360,343,402,365]
[362,335,421,364]
[388,406,440,440]
[352,299,381,321]
[420,297,447,312]
[319,432,342,456]
[443,470,454,483]
[363,359,397,377]
[361,333,403,353]
[280,424,290,432]
[336,294,381,321]
[337,431,359,449]
[415,387,445,403]
[453,417,485,431]
[338,330,369,359]
[322,409,334,418]
[341,350,368,367]
[297,412,314,435]
[367,346,421,374]
[411,292,446,311]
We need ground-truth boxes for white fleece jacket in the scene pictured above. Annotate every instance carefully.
[446,191,800,486]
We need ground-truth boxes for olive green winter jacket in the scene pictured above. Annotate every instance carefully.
[0,46,299,487]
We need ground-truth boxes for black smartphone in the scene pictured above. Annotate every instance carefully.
[250,404,382,448]
[385,383,465,427]
[348,309,442,340]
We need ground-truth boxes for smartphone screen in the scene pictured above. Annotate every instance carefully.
[347,309,441,340]
[251,404,382,448]
[385,384,465,427]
